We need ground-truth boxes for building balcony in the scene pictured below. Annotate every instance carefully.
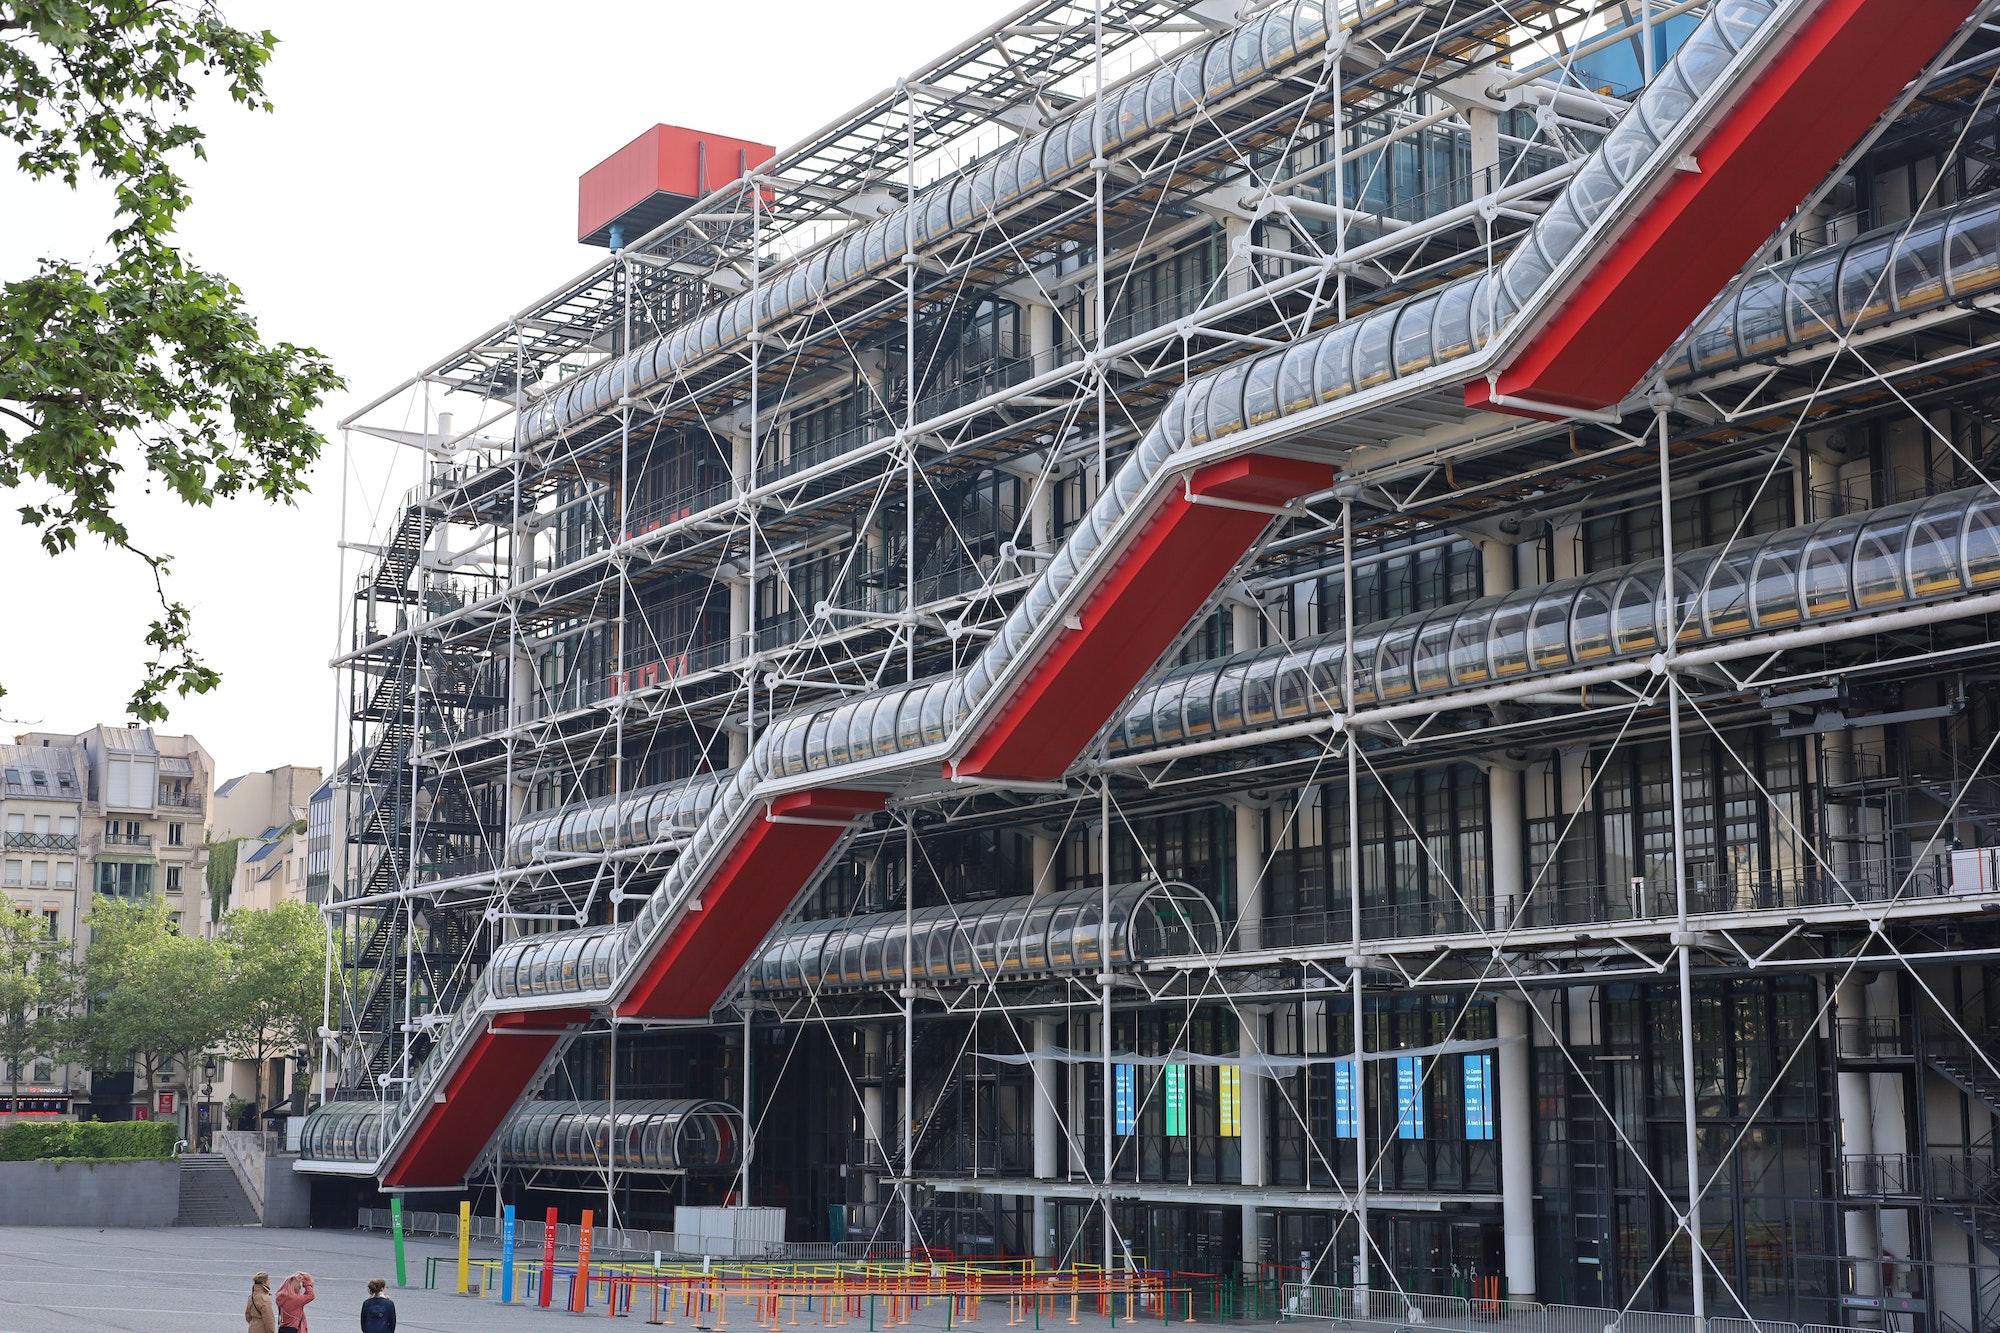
[4,832,78,852]
[156,793,203,813]
[102,832,153,849]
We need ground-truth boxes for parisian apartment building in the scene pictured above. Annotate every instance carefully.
[1,726,214,1119]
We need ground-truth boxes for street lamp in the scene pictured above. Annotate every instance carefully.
[199,1056,218,1150]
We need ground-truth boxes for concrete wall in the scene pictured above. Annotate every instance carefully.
[0,1159,179,1226]
[260,1154,311,1228]
[216,1130,310,1227]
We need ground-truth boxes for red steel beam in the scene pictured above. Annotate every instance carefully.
[383,1007,594,1187]
[615,787,888,1019]
[1468,0,1977,416]
[951,453,1333,782]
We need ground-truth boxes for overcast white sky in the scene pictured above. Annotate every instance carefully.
[0,0,995,782]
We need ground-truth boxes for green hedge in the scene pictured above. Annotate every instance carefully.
[0,1119,179,1161]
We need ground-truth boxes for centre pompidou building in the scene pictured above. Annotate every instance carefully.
[305,0,2000,1325]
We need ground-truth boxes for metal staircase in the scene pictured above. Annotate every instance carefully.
[1932,1152,2000,1259]
[1928,1030,2000,1122]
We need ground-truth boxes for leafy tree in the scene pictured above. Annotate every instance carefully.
[67,895,231,1137]
[0,1,343,720]
[220,897,324,1113]
[0,895,68,1098]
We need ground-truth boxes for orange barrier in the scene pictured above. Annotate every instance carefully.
[596,1272,1185,1329]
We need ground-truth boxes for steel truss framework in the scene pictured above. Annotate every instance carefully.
[312,0,2000,1328]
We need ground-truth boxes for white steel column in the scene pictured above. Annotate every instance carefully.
[1660,399,1707,1330]
[1031,831,1058,899]
[1239,1005,1267,1278]
[1835,978,1882,1312]
[1099,778,1116,1269]
[1483,536,1523,935]
[1489,768,1524,930]
[1342,492,1369,1296]
[1467,102,1500,201]
[1033,1013,1061,1181]
[726,434,752,767]
[738,1006,754,1207]
[1023,293,1059,569]
[1867,972,1911,1288]
[1234,800,1264,950]
[1496,994,1537,1300]
[902,818,916,1251]
[1231,788,1268,1272]
[1031,831,1060,1208]
[1230,597,1259,658]
[863,1023,886,1212]
[1224,214,1254,299]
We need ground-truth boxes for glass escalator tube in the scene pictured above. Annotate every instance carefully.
[746,884,1221,993]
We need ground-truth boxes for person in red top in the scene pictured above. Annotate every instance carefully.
[275,1272,316,1333]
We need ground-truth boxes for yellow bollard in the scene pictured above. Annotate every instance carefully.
[456,1200,472,1295]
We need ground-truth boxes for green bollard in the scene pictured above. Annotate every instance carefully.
[392,1198,407,1288]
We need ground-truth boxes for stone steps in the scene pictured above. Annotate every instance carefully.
[176,1154,259,1227]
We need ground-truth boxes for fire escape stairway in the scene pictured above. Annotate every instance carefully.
[352,902,490,1081]
[300,0,1987,1188]
[1907,740,2000,841]
[1931,1152,2000,1259]
[1926,1032,2000,1122]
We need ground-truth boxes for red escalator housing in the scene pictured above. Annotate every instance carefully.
[1467,0,1976,416]
[382,1006,593,1188]
[615,787,888,1019]
[951,452,1333,782]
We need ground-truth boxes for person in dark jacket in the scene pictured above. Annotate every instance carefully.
[359,1279,395,1333]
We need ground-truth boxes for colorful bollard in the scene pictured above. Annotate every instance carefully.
[391,1197,407,1288]
[457,1200,471,1294]
[540,1207,559,1309]
[501,1204,517,1304]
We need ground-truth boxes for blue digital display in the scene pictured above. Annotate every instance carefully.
[1463,1053,1494,1140]
[1396,1056,1425,1139]
[1334,1059,1359,1138]
[1114,1063,1136,1134]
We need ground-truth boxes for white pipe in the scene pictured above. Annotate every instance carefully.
[1668,591,2000,669]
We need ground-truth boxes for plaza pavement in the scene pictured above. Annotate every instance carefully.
[0,1227,1220,1333]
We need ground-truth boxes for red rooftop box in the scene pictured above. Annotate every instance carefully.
[578,124,776,248]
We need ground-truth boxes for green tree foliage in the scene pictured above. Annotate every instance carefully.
[0,894,68,1096]
[220,897,324,1111]
[0,1,343,719]
[67,895,230,1131]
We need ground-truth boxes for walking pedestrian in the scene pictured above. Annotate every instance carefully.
[276,1272,316,1333]
[246,1273,278,1333]
[359,1278,396,1333]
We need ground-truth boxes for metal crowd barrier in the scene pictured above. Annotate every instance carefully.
[1282,1288,1821,1333]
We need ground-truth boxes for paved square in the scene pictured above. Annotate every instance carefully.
[0,1228,1219,1333]
[0,1228,549,1333]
